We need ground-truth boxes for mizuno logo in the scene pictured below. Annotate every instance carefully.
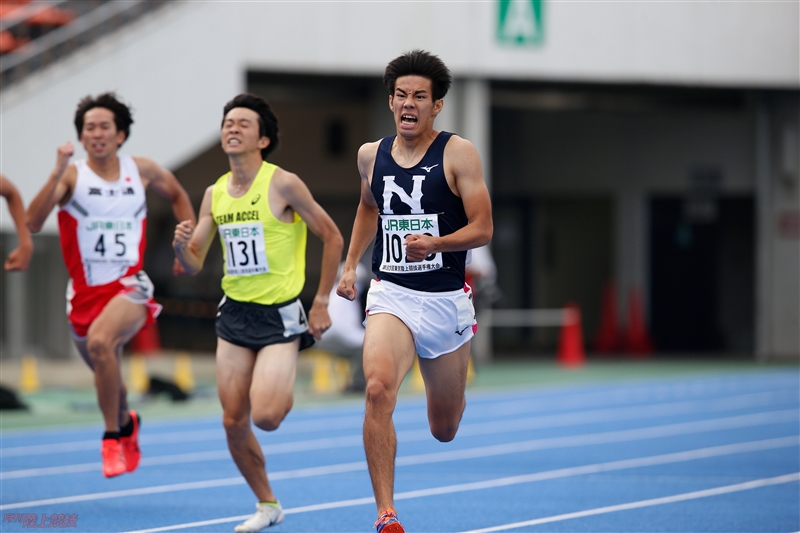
[420,164,439,173]
[455,326,470,336]
[251,194,261,205]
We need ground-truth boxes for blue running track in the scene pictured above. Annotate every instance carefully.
[1,369,798,532]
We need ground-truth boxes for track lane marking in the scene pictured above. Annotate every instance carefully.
[118,439,799,533]
[2,420,796,511]
[457,472,800,533]
[4,385,795,457]
[3,401,797,479]
[3,388,795,474]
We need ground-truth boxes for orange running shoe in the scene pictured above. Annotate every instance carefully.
[120,410,141,473]
[101,439,126,478]
[374,510,405,533]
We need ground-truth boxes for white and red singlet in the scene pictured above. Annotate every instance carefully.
[57,155,161,337]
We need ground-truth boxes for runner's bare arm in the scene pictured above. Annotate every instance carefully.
[337,142,380,302]
[136,157,197,274]
[275,169,344,339]
[26,142,76,233]
[173,185,217,276]
[404,136,492,261]
[0,175,33,271]
[135,157,196,226]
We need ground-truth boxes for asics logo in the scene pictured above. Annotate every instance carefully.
[420,164,439,173]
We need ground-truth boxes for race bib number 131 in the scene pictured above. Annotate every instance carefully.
[219,222,269,276]
[379,214,442,273]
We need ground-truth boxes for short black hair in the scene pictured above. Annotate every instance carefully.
[222,93,280,159]
[383,50,452,101]
[74,92,133,145]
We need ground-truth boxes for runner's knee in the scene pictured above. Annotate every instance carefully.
[251,400,291,431]
[428,399,465,442]
[365,377,396,410]
[429,417,461,442]
[86,334,115,362]
[222,411,250,437]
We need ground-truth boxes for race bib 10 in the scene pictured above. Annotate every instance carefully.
[219,222,269,276]
[379,214,442,273]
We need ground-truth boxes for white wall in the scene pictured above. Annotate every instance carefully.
[237,1,798,87]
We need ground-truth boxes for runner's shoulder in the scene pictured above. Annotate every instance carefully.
[357,140,381,176]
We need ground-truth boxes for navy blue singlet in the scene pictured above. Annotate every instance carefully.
[370,131,468,292]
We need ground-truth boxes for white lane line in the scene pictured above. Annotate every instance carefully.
[119,439,799,533]
[2,371,793,443]
[0,409,800,482]
[3,386,794,468]
[457,472,800,533]
[4,382,795,457]
[393,410,799,467]
[2,395,796,479]
[1,407,795,511]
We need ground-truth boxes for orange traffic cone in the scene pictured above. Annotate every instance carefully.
[624,287,654,356]
[557,302,586,367]
[593,282,621,354]
[130,323,162,356]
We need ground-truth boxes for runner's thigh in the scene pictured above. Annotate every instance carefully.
[250,339,299,408]
[216,338,257,416]
[363,313,416,392]
[419,340,470,413]
[86,295,148,347]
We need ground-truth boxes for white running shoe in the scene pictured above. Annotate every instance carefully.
[234,502,284,532]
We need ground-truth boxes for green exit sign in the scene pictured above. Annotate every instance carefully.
[497,0,544,46]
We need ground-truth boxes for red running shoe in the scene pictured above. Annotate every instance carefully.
[120,410,141,473]
[374,510,405,533]
[101,439,126,478]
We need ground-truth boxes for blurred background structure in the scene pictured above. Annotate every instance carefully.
[1,0,797,363]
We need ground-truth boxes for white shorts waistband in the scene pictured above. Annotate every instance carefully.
[374,279,468,298]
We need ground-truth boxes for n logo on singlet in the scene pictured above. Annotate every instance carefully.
[382,176,425,214]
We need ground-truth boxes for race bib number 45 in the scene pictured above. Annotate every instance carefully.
[80,217,139,265]
[219,222,269,276]
[379,214,442,273]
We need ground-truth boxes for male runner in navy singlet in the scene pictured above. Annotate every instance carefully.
[336,50,493,532]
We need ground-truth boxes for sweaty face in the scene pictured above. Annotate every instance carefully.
[80,108,125,160]
[390,75,442,137]
[221,107,269,157]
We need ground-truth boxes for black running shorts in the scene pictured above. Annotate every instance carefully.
[215,296,315,352]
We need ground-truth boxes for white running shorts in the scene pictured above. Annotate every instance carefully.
[364,279,477,359]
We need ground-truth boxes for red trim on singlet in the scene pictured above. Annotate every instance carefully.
[59,209,151,336]
[58,211,85,287]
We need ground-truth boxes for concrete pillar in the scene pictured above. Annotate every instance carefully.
[755,95,774,360]
[769,97,800,359]
[436,80,461,135]
[460,79,494,363]
[755,93,800,361]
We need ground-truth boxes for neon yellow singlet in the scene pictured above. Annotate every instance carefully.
[211,162,307,305]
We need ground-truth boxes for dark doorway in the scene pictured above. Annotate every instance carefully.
[650,196,754,352]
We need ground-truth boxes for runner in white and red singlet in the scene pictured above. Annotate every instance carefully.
[27,93,196,478]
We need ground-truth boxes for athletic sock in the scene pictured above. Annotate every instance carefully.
[120,412,137,437]
[103,431,121,440]
[258,501,280,508]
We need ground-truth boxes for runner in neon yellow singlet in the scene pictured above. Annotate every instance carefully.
[173,93,343,533]
[211,161,306,305]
